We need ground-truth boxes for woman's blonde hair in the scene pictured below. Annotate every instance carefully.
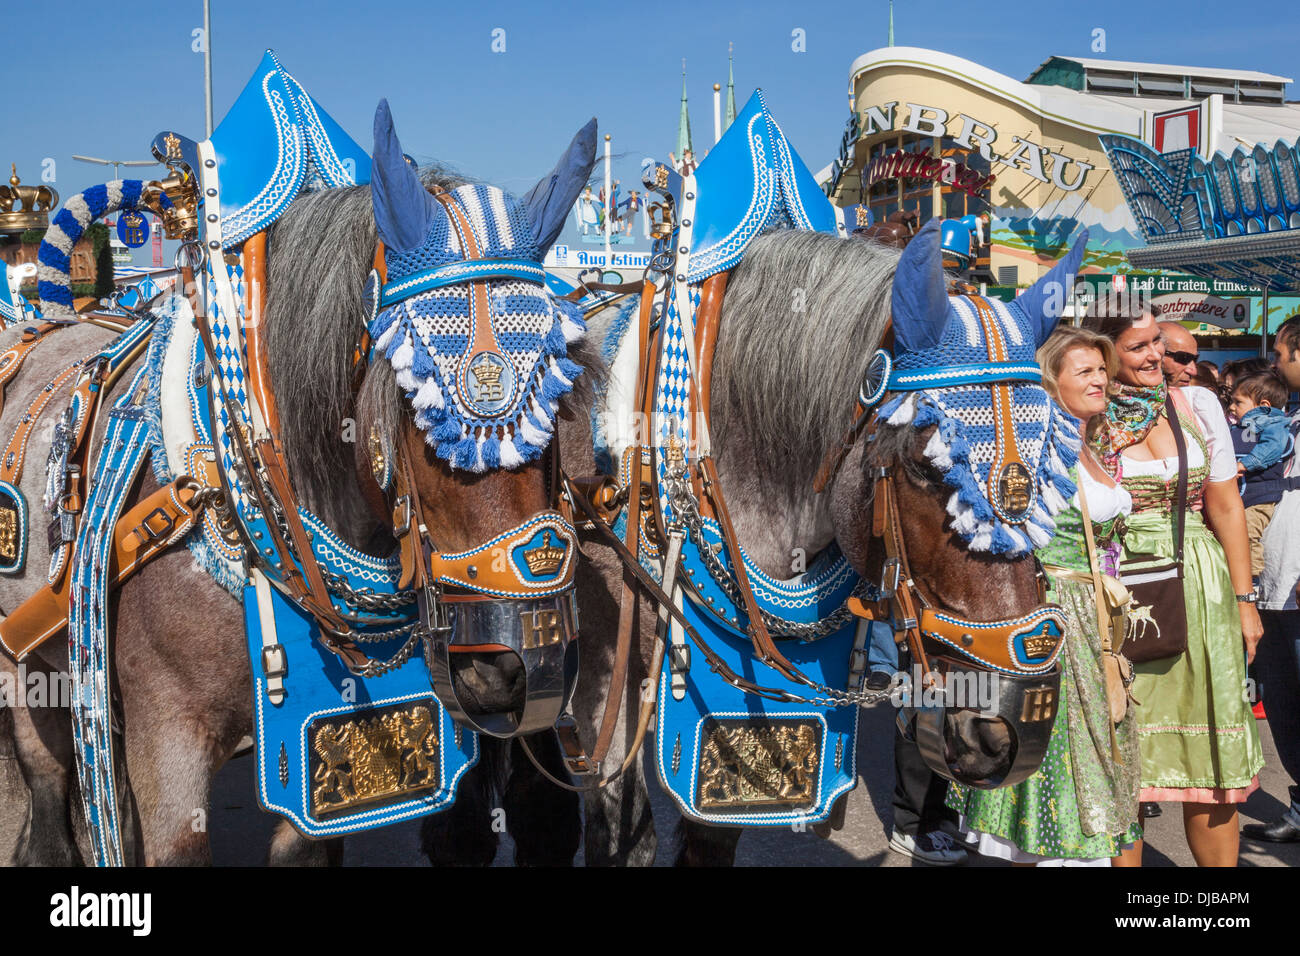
[1036,327,1118,435]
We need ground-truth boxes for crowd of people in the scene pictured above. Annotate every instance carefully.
[885,308,1300,867]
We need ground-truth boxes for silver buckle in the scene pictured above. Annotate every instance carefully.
[260,643,287,680]
[880,557,901,599]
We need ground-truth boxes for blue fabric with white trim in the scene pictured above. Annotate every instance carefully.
[207,50,371,249]
[244,581,478,838]
[68,365,154,866]
[379,259,546,306]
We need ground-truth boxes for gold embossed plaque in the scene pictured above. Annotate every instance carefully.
[997,462,1033,519]
[0,503,17,563]
[696,719,821,812]
[308,699,441,818]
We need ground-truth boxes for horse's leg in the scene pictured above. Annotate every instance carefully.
[7,652,82,866]
[419,737,503,866]
[115,550,252,866]
[571,548,658,866]
[267,820,342,866]
[504,733,580,866]
[674,819,743,866]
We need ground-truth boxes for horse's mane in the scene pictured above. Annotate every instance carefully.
[264,167,601,550]
[710,230,900,493]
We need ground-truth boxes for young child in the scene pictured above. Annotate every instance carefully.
[1229,370,1295,579]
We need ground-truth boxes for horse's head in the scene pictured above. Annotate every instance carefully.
[360,101,597,737]
[832,219,1089,787]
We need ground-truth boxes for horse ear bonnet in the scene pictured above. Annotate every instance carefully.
[367,102,589,473]
[1008,229,1090,347]
[881,221,1082,557]
[370,99,439,253]
[522,118,598,254]
[891,218,950,353]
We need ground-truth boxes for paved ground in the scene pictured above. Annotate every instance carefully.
[2,702,1296,867]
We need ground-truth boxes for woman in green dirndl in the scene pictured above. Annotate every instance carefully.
[948,327,1142,864]
[1094,309,1263,867]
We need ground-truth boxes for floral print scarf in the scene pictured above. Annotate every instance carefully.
[1091,381,1167,476]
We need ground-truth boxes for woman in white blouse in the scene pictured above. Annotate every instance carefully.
[1094,308,1264,867]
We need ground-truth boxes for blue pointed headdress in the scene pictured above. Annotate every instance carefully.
[878,221,1090,556]
[366,101,597,471]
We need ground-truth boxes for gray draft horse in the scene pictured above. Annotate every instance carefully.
[549,228,1053,865]
[0,163,598,866]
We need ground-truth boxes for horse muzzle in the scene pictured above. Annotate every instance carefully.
[417,512,581,738]
[911,603,1066,788]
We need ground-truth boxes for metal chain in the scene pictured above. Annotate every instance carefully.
[320,568,417,611]
[657,456,894,708]
[662,462,856,640]
[351,623,424,678]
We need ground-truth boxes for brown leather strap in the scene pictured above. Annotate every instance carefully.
[0,474,211,660]
[559,280,643,302]
[693,272,727,434]
[0,359,83,483]
[0,322,60,420]
[242,232,280,430]
[562,473,801,703]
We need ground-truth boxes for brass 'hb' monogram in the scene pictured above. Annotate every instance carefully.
[521,609,564,650]
[1020,685,1057,722]
[470,356,505,403]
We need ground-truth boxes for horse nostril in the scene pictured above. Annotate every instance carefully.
[447,650,526,716]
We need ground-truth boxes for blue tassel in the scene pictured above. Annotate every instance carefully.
[542,318,567,355]
[409,340,436,376]
[512,435,540,461]
[990,523,1017,554]
[539,368,568,405]
[481,434,501,470]
[433,417,462,444]
[556,355,583,383]
[452,435,478,469]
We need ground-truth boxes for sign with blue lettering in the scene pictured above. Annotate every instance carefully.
[116,211,150,248]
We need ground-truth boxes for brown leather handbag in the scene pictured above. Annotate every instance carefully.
[1117,393,1189,665]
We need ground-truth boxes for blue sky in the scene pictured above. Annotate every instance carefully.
[6,0,1298,260]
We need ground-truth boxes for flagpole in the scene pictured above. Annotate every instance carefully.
[203,0,214,137]
[603,134,612,268]
[713,84,722,144]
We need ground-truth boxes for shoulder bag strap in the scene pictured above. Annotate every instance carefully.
[1165,392,1188,574]
[1076,467,1112,654]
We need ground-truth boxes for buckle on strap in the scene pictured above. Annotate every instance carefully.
[137,507,175,543]
[392,494,412,537]
[261,642,288,680]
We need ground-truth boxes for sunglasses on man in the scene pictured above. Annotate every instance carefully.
[1166,349,1199,365]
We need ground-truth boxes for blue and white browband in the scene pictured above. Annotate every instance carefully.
[379,259,548,307]
[888,362,1043,391]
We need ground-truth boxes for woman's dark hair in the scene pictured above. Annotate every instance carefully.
[1086,302,1160,342]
